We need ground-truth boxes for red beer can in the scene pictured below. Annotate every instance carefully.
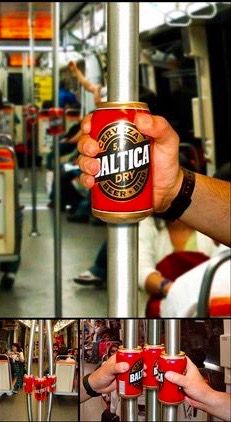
[116,346,143,398]
[34,377,48,401]
[27,106,38,125]
[90,102,153,223]
[48,108,65,135]
[157,352,187,405]
[23,374,34,394]
[143,344,165,389]
[46,374,56,393]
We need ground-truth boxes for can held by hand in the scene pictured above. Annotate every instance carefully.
[91,102,153,223]
[116,346,143,398]
[143,344,165,389]
[157,351,187,405]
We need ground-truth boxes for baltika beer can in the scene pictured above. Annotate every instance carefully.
[116,346,143,398]
[143,344,165,389]
[46,374,56,393]
[48,108,65,135]
[34,376,48,401]
[91,102,153,223]
[23,374,34,394]
[157,352,187,405]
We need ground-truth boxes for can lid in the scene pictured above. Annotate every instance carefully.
[97,101,149,110]
[160,351,185,359]
[118,345,142,353]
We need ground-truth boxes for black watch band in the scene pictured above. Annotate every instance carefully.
[82,373,101,397]
[154,168,196,221]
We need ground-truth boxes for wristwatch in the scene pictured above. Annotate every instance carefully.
[82,373,101,397]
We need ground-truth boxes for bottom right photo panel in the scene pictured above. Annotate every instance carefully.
[79,318,230,422]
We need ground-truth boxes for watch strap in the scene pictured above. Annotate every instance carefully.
[82,373,101,397]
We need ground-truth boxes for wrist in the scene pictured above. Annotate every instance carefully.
[83,373,101,397]
[155,168,195,221]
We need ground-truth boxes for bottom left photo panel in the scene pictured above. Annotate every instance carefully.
[0,319,79,422]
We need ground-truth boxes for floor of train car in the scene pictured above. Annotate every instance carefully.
[0,364,77,422]
[0,167,148,317]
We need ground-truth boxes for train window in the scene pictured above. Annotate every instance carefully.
[7,73,23,105]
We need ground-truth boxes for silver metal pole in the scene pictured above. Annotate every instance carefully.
[107,225,138,317]
[81,321,85,377]
[195,57,206,154]
[38,320,44,422]
[52,2,62,317]
[46,320,54,422]
[28,2,34,105]
[163,320,181,422]
[22,54,29,182]
[30,120,40,236]
[107,3,139,318]
[26,320,36,422]
[145,320,161,422]
[121,320,138,422]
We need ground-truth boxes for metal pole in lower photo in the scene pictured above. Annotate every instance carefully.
[145,320,161,422]
[26,320,36,422]
[37,320,44,422]
[107,2,139,318]
[163,320,181,422]
[52,2,62,317]
[121,319,138,422]
[46,320,54,422]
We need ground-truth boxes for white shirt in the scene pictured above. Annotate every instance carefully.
[160,244,230,317]
[138,216,217,289]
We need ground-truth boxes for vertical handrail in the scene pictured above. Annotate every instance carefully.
[30,119,39,236]
[121,320,138,422]
[163,320,181,422]
[197,249,230,316]
[26,320,36,422]
[107,2,139,318]
[46,320,54,422]
[52,2,62,317]
[145,320,161,421]
[37,320,44,422]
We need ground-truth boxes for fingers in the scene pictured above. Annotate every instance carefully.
[81,114,93,134]
[134,112,179,145]
[165,371,188,388]
[78,134,99,156]
[107,354,129,375]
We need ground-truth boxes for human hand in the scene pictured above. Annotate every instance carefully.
[68,61,77,73]
[165,357,213,411]
[88,354,147,394]
[88,354,129,394]
[77,113,184,212]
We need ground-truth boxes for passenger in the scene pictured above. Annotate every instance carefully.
[80,354,231,421]
[77,114,230,240]
[59,80,81,110]
[7,343,25,392]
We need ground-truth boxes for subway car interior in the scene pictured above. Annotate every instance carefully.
[80,318,230,422]
[0,318,78,421]
[0,2,230,318]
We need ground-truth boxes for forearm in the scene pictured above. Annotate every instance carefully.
[73,68,98,94]
[180,173,230,246]
[202,390,231,421]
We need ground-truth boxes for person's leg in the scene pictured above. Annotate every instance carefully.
[73,241,107,286]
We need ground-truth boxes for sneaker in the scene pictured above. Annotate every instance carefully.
[73,270,104,286]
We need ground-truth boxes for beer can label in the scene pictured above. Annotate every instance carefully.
[119,380,125,395]
[95,121,150,201]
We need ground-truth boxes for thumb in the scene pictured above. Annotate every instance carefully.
[165,371,187,388]
[114,362,130,374]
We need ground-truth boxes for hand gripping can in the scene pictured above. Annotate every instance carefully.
[116,346,143,398]
[143,344,165,389]
[90,102,153,223]
[157,351,187,405]
[23,374,34,394]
